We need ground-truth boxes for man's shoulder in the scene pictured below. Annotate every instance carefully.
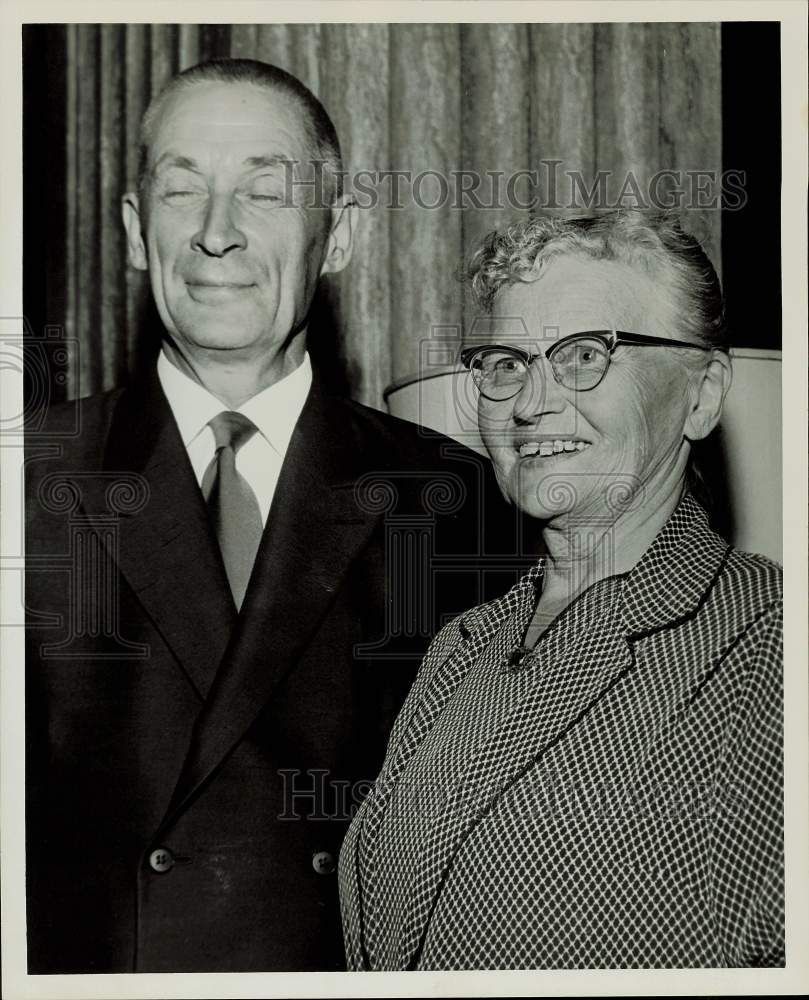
[325,393,486,471]
[25,386,124,466]
[27,386,124,437]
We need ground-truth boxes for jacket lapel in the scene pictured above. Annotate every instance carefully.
[391,494,731,969]
[396,604,636,968]
[619,493,730,637]
[159,384,383,828]
[343,576,538,969]
[377,572,541,791]
[84,372,235,699]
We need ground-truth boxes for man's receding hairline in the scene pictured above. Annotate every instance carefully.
[142,77,308,149]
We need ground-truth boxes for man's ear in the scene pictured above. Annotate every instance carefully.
[319,196,358,276]
[121,191,148,271]
[684,351,733,442]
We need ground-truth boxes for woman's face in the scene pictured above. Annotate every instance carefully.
[477,255,699,524]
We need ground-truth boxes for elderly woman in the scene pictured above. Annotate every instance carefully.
[338,211,783,970]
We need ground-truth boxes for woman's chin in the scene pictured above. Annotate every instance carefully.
[505,468,582,522]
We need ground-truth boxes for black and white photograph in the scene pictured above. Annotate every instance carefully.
[2,1,807,997]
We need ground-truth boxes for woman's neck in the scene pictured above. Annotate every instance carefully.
[533,477,687,637]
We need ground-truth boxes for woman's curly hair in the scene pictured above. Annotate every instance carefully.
[466,210,727,349]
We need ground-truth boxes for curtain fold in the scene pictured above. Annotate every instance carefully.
[50,22,722,406]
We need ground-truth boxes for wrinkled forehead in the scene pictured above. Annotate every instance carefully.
[147,81,309,162]
[488,256,673,345]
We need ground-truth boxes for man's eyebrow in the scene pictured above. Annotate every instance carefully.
[242,155,291,170]
[151,154,290,175]
[152,153,201,173]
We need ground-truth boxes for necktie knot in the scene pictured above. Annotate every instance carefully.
[209,411,259,453]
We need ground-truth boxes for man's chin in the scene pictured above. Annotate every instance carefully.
[175,332,264,353]
[166,310,271,354]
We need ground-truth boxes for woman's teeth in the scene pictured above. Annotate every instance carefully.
[518,440,590,457]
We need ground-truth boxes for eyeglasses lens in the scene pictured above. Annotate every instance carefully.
[548,337,609,391]
[472,349,528,400]
[471,337,609,397]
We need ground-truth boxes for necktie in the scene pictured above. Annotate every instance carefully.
[201,411,264,610]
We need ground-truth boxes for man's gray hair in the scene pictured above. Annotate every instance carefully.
[137,57,344,207]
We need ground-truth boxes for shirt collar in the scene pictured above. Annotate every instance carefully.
[239,352,312,456]
[157,349,313,455]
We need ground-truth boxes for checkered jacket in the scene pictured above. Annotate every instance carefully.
[339,494,783,969]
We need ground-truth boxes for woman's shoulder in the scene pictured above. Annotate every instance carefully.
[704,546,783,694]
[717,545,783,616]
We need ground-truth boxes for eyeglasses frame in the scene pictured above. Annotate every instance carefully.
[460,330,728,400]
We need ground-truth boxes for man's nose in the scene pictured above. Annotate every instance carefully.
[191,193,247,256]
[511,355,566,422]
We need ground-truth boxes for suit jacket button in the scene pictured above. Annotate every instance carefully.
[148,847,175,873]
[312,851,335,875]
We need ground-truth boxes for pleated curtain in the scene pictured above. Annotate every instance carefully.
[46,23,721,407]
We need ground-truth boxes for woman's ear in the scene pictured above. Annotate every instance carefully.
[684,351,733,442]
[121,191,148,271]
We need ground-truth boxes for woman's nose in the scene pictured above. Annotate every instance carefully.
[511,355,566,422]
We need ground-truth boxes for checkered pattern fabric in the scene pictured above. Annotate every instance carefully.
[339,494,784,969]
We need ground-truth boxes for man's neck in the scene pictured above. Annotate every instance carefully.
[161,337,307,409]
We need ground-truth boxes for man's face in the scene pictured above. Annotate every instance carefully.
[477,256,698,524]
[123,81,345,366]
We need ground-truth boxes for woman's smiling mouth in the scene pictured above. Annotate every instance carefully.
[516,438,591,458]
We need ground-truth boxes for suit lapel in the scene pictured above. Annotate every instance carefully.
[159,384,383,828]
[86,372,235,699]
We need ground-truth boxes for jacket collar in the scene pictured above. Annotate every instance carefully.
[457,493,728,644]
[619,493,730,637]
[457,560,542,640]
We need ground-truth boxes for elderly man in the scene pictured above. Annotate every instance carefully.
[25,58,515,973]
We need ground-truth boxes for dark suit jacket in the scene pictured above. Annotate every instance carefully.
[25,371,523,973]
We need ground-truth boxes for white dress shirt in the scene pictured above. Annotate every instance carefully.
[157,350,313,526]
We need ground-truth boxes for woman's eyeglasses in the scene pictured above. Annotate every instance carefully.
[460,330,725,400]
